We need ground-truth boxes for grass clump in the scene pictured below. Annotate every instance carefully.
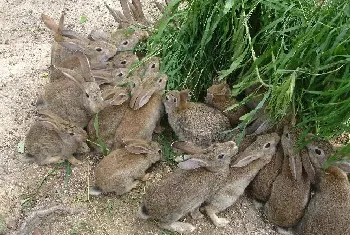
[145,0,350,159]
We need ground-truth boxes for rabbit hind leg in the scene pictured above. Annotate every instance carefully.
[204,204,230,227]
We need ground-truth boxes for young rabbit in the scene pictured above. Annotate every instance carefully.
[265,126,311,228]
[25,110,88,165]
[41,13,117,72]
[163,89,231,147]
[300,166,350,235]
[139,140,238,234]
[203,133,280,227]
[92,139,162,195]
[37,52,104,128]
[114,73,168,148]
[205,81,249,127]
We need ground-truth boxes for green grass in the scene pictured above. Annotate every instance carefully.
[144,0,350,161]
[91,113,110,156]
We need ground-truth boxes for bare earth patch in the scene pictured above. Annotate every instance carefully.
[0,0,279,234]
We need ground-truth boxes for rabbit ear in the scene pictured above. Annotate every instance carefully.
[88,30,109,41]
[58,41,85,52]
[124,140,151,154]
[132,88,157,110]
[75,51,94,82]
[41,13,59,32]
[178,158,208,170]
[179,89,191,102]
[301,148,316,184]
[171,141,207,154]
[289,153,303,182]
[103,88,129,106]
[232,153,263,167]
[129,86,144,109]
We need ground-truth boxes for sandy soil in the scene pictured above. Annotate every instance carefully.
[0,0,280,234]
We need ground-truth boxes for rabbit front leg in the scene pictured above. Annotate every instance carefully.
[204,204,230,227]
[190,207,204,219]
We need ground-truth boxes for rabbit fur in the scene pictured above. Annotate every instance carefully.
[139,140,238,234]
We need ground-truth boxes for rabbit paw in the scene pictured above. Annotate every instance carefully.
[213,217,230,227]
[67,156,83,165]
[160,222,196,234]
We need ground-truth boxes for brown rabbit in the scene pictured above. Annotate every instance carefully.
[205,81,249,127]
[37,52,104,128]
[300,166,350,235]
[203,133,280,227]
[41,12,117,75]
[163,89,231,147]
[265,126,311,228]
[92,139,162,195]
[25,110,88,165]
[114,73,168,148]
[139,141,238,234]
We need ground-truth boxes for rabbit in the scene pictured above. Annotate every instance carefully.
[91,139,162,195]
[163,89,231,147]
[299,166,350,235]
[37,52,104,128]
[205,81,249,127]
[265,126,311,228]
[139,140,238,234]
[114,73,168,148]
[41,13,117,75]
[25,110,88,165]
[203,133,280,227]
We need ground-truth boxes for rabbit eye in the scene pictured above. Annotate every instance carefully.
[151,63,156,68]
[285,133,289,138]
[315,148,322,155]
[218,153,225,159]
[264,143,271,148]
[122,40,128,45]
[69,132,74,136]
[95,47,102,52]
[158,149,162,154]
[158,79,162,83]
[118,72,123,77]
[173,97,177,102]
[165,96,169,101]
[121,60,127,65]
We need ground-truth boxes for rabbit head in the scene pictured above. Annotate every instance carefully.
[163,89,191,114]
[129,73,168,110]
[205,81,230,104]
[42,13,117,69]
[173,141,238,173]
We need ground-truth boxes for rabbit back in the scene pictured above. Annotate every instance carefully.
[38,78,92,127]
[94,149,145,194]
[114,93,163,148]
[143,168,227,222]
[25,120,83,165]
[167,102,231,147]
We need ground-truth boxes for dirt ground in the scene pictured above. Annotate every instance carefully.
[0,0,280,234]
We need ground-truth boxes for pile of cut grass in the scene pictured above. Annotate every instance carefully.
[144,0,350,159]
